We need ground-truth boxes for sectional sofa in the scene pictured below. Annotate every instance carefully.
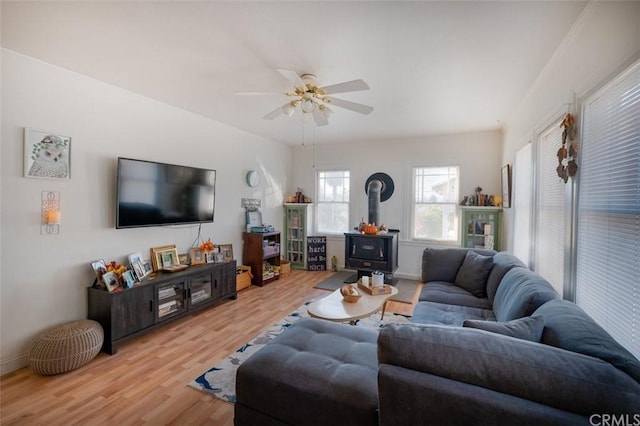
[234,248,640,425]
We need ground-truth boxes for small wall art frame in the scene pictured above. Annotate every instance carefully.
[501,164,512,208]
[24,128,71,180]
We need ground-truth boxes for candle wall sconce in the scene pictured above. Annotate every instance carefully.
[41,191,61,235]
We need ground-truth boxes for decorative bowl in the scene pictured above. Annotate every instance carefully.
[341,284,361,303]
[342,294,361,303]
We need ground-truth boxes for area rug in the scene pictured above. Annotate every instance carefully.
[313,272,421,304]
[188,301,411,404]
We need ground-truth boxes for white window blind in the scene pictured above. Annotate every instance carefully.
[575,60,640,358]
[513,143,532,267]
[535,120,567,295]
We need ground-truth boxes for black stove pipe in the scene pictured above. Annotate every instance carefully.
[367,179,382,225]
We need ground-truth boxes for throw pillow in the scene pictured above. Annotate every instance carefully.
[463,316,545,342]
[454,251,493,297]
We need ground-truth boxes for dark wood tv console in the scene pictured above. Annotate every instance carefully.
[88,261,236,354]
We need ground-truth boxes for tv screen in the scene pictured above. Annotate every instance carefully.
[116,158,216,228]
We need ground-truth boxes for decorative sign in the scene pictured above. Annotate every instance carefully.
[307,236,327,271]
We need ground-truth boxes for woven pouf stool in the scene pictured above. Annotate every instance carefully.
[29,320,104,376]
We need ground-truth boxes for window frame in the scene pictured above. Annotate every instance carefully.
[315,169,351,236]
[411,165,460,242]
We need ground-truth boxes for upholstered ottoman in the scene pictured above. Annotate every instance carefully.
[28,320,103,376]
[235,318,379,426]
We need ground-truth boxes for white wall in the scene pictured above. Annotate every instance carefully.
[291,130,502,279]
[0,49,292,374]
[502,1,640,252]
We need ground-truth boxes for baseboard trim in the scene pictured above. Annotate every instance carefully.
[1,353,28,377]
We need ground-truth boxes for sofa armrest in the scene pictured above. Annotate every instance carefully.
[378,324,640,416]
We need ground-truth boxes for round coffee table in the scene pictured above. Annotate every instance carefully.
[307,284,398,324]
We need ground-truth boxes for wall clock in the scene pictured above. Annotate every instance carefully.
[246,170,261,187]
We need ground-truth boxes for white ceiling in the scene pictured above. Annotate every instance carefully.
[1,1,588,145]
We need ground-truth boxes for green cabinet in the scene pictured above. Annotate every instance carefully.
[461,207,502,251]
[283,203,313,269]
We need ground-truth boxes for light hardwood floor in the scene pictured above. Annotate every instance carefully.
[0,269,418,426]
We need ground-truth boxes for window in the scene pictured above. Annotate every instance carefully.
[575,60,640,358]
[317,170,350,234]
[533,120,568,296]
[413,166,459,241]
[513,143,532,266]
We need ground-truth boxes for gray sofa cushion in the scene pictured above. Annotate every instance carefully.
[454,251,494,297]
[418,282,492,309]
[421,247,495,283]
[235,318,379,426]
[534,299,640,384]
[463,315,545,342]
[485,251,526,303]
[378,323,640,416]
[412,301,495,326]
[492,267,559,322]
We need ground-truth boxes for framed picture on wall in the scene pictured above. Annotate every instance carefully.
[24,128,71,180]
[501,164,512,208]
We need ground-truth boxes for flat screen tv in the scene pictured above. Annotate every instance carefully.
[116,157,216,229]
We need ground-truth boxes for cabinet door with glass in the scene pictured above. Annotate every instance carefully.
[283,203,313,269]
[156,280,187,321]
[461,207,502,251]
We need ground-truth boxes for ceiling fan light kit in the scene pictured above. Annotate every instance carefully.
[242,69,373,126]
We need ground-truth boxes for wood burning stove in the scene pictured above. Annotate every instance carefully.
[344,231,399,283]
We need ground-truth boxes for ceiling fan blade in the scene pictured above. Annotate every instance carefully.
[234,91,282,96]
[328,97,374,115]
[263,103,289,120]
[321,79,370,95]
[312,109,329,126]
[277,69,306,89]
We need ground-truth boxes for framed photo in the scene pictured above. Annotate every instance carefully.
[218,244,234,263]
[102,271,119,292]
[132,261,147,281]
[154,247,179,271]
[151,244,177,271]
[215,252,225,263]
[161,251,174,268]
[205,251,216,264]
[128,252,143,268]
[501,164,512,208]
[90,259,108,289]
[122,270,136,289]
[178,253,188,265]
[24,128,71,180]
[190,248,205,265]
[142,260,153,274]
[128,252,150,281]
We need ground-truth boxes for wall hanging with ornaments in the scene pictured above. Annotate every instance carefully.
[557,113,579,183]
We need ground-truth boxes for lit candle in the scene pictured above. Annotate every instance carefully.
[47,210,61,225]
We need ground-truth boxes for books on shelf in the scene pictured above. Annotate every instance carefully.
[191,289,209,303]
[158,300,179,317]
[158,287,176,299]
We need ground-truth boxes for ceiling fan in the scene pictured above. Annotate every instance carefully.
[236,69,373,126]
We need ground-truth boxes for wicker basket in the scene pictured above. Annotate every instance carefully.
[280,259,291,277]
[236,265,253,291]
[28,320,104,376]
